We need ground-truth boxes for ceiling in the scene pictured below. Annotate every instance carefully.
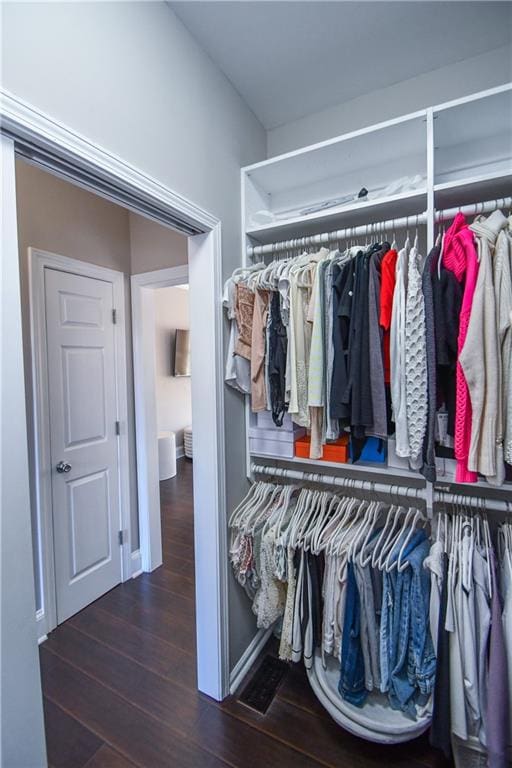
[170,1,512,130]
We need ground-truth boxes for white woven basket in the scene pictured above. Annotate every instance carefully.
[184,426,193,459]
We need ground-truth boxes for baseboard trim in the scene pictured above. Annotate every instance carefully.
[229,627,273,695]
[36,608,47,644]
[131,548,142,578]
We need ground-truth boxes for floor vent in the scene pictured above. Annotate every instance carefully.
[238,655,289,714]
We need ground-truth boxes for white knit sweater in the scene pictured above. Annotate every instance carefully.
[405,246,427,469]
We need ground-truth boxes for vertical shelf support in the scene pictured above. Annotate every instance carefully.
[426,108,435,254]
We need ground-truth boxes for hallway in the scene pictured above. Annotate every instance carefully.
[40,459,445,768]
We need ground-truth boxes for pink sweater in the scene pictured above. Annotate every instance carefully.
[442,213,479,483]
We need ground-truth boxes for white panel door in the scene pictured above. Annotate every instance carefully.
[44,267,121,623]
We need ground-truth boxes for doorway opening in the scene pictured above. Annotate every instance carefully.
[154,282,193,572]
[17,157,196,636]
[9,138,228,701]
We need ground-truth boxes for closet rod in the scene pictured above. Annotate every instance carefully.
[250,463,511,514]
[435,490,511,515]
[250,462,424,502]
[247,195,511,258]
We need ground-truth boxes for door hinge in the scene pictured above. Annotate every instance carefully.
[118,530,125,546]
[112,308,117,324]
[115,420,120,436]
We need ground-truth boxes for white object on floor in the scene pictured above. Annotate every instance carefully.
[307,651,431,744]
[158,431,177,480]
[184,425,193,459]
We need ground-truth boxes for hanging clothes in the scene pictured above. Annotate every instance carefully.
[367,244,388,440]
[432,254,463,439]
[421,245,438,482]
[234,282,255,360]
[429,549,451,759]
[250,288,270,412]
[461,210,508,482]
[505,216,512,466]
[323,258,339,441]
[268,290,288,426]
[487,548,509,768]
[230,479,512,757]
[330,255,356,424]
[494,221,512,470]
[308,254,329,458]
[442,212,480,483]
[348,247,374,460]
[226,202,511,487]
[223,276,251,394]
[379,247,398,386]
[405,243,428,470]
[390,242,409,458]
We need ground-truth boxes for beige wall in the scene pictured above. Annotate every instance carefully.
[15,161,140,616]
[129,212,188,274]
[16,161,131,272]
[154,286,191,448]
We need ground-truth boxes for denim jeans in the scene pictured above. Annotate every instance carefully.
[339,562,367,706]
[379,529,427,697]
[388,565,415,715]
[407,538,436,697]
[388,535,434,717]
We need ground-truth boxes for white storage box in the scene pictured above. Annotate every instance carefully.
[256,411,297,431]
[248,426,305,443]
[249,437,296,458]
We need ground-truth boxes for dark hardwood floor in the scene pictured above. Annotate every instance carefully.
[41,458,451,768]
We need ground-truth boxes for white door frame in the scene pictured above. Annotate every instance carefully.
[1,134,48,768]
[28,248,132,636]
[131,264,189,572]
[1,89,230,701]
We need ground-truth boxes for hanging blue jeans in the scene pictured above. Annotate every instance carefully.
[388,536,432,717]
[339,562,367,706]
[407,538,436,696]
[380,529,426,694]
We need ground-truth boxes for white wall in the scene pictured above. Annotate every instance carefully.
[154,286,191,449]
[2,1,266,677]
[267,45,512,156]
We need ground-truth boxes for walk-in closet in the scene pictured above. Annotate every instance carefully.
[227,83,512,766]
[2,4,512,768]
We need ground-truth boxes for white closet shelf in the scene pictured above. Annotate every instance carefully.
[246,189,427,246]
[244,112,426,193]
[249,452,425,482]
[435,477,512,494]
[434,171,512,210]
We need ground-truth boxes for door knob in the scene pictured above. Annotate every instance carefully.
[56,461,72,473]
